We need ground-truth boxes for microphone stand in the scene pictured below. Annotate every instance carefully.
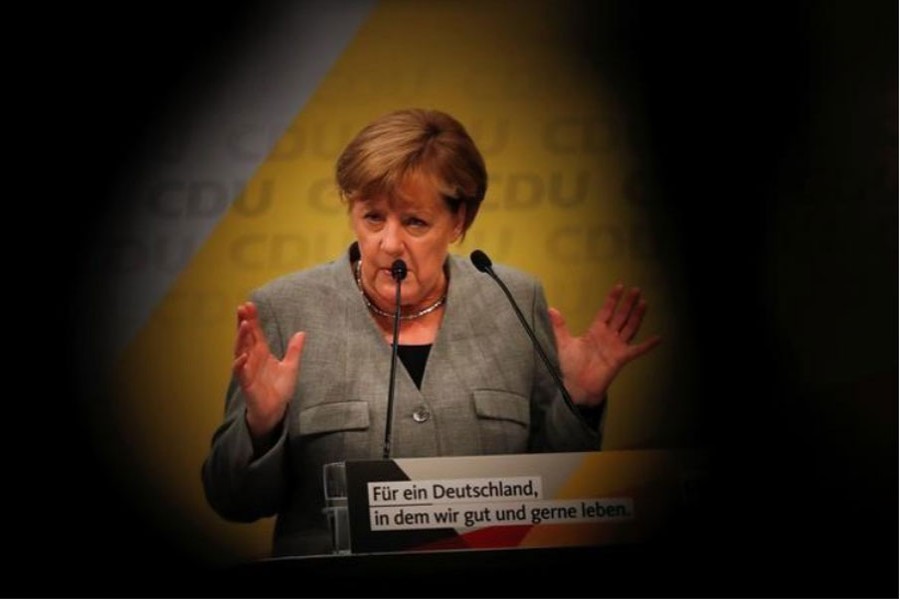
[383,260,406,459]
[470,250,585,423]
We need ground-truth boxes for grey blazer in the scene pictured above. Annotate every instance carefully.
[202,246,602,555]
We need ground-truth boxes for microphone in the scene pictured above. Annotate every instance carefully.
[470,250,586,424]
[391,259,407,281]
[383,258,407,459]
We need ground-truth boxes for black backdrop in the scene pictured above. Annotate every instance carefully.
[17,1,896,596]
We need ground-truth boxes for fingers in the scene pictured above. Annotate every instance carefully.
[245,305,268,349]
[618,299,648,342]
[236,302,260,333]
[283,331,307,374]
[596,283,624,324]
[591,285,648,342]
[236,301,257,328]
[607,287,641,333]
[235,302,251,356]
[626,334,663,361]
[234,302,264,357]
[234,318,258,358]
[232,352,250,387]
[234,318,249,356]
[233,304,257,388]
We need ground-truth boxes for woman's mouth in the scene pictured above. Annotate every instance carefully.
[379,266,411,277]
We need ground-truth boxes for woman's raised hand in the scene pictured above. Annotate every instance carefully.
[549,284,661,407]
[233,302,306,437]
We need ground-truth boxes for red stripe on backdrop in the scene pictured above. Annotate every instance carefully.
[412,525,534,551]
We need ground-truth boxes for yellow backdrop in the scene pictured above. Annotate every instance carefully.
[112,0,693,565]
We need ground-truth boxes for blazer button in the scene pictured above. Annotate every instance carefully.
[412,406,431,423]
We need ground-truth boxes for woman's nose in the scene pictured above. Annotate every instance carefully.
[380,221,404,256]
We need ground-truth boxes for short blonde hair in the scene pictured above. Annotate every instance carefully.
[336,109,487,233]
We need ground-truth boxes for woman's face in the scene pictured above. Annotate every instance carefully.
[351,174,465,312]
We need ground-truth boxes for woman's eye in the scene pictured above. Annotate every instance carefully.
[363,213,384,223]
[406,217,427,228]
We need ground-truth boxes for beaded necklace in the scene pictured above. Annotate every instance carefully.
[355,259,446,320]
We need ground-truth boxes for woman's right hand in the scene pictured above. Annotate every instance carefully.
[233,301,306,438]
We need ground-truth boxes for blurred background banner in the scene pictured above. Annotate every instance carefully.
[39,0,895,595]
[97,0,687,565]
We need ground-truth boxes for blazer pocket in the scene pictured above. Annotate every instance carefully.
[298,401,370,436]
[472,390,529,427]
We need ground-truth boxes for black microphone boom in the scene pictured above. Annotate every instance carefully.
[383,258,407,459]
[470,250,586,424]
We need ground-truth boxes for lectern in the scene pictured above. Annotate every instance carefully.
[223,449,706,596]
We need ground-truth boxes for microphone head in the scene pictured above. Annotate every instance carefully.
[470,250,493,273]
[391,259,408,281]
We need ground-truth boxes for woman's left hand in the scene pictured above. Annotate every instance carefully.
[549,284,661,407]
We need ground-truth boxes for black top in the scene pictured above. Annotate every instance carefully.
[397,344,432,389]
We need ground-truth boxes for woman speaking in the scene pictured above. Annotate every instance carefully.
[202,108,660,556]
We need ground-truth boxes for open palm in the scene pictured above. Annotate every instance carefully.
[549,284,661,407]
[233,301,306,437]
